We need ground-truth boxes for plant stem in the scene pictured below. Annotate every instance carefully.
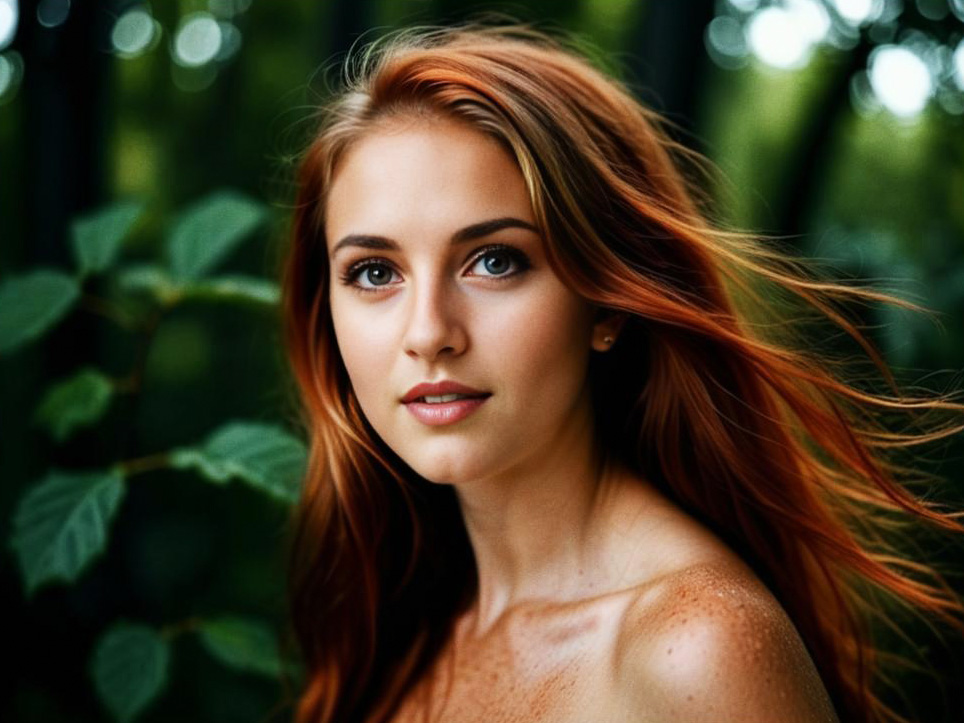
[79,292,140,331]
[115,305,168,477]
[160,616,202,640]
[119,452,171,477]
[123,307,166,394]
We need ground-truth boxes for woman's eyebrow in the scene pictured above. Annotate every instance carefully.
[329,217,539,257]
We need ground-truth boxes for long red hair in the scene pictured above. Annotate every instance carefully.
[280,22,964,723]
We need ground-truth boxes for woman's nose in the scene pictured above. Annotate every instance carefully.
[402,277,467,362]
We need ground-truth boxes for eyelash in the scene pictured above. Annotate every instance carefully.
[338,243,532,294]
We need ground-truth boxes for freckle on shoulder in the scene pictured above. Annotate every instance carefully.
[613,560,802,700]
[613,557,785,680]
[612,558,839,722]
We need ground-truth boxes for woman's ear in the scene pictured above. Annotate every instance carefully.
[591,309,628,352]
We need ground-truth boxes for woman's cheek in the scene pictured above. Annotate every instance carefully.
[332,308,392,409]
[523,295,593,373]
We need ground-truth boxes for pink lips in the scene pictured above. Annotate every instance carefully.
[401,380,491,426]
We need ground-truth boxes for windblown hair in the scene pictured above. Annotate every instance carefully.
[281,21,964,723]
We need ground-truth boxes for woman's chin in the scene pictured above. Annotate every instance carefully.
[408,462,479,487]
[402,452,497,488]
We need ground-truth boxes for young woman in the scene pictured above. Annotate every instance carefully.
[281,22,964,723]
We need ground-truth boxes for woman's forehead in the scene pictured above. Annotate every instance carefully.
[324,118,536,249]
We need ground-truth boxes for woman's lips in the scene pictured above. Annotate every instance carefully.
[401,381,489,403]
[403,395,490,426]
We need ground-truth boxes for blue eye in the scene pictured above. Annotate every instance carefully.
[360,264,394,287]
[467,245,531,278]
[341,261,399,292]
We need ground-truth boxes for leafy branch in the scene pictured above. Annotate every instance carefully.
[3,189,304,722]
[91,614,294,723]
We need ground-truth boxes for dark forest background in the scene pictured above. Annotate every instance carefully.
[3,0,964,721]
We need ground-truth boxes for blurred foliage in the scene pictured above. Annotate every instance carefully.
[2,1,964,722]
[3,189,304,719]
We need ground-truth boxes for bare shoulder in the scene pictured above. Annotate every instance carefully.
[613,559,840,723]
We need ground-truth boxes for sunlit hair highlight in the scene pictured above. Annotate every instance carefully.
[281,21,964,723]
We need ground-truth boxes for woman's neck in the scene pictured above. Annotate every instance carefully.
[451,390,668,637]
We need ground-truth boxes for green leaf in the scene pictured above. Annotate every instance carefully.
[182,274,281,305]
[116,267,279,307]
[0,270,81,354]
[115,264,180,305]
[9,469,126,595]
[198,616,282,678]
[71,200,146,276]
[170,422,306,503]
[91,623,170,723]
[33,368,115,441]
[166,190,266,283]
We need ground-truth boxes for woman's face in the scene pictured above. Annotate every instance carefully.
[325,116,607,486]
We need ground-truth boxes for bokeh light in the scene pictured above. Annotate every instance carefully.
[850,68,884,114]
[869,44,933,118]
[36,0,69,29]
[747,6,812,69]
[824,21,861,50]
[915,0,948,21]
[830,0,885,26]
[705,15,749,69]
[111,7,159,59]
[0,0,18,50]
[953,38,964,91]
[936,85,964,113]
[0,50,9,90]
[710,0,962,119]
[0,48,23,104]
[789,0,832,45]
[878,0,905,23]
[173,12,221,68]
[214,21,241,61]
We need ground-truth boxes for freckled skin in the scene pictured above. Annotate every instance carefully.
[388,592,627,723]
[384,559,839,723]
[383,559,841,723]
[612,562,841,723]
